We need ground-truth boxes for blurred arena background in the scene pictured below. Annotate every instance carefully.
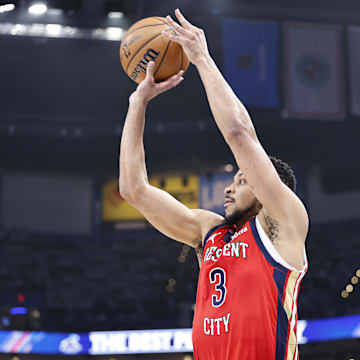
[0,0,360,359]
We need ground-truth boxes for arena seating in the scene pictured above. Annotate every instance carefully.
[0,220,359,332]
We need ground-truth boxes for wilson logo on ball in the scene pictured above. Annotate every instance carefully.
[130,48,160,82]
[121,43,131,59]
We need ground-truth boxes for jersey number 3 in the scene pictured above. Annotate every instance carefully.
[209,267,227,307]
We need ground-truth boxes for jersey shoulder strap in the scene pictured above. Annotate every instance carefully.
[202,223,230,248]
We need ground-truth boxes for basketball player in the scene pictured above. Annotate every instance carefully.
[119,9,308,360]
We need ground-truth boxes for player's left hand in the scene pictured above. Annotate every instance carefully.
[162,9,210,66]
[130,61,184,104]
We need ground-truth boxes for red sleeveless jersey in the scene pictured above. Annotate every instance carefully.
[192,217,308,360]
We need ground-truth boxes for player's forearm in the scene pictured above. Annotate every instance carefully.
[119,94,149,199]
[196,55,254,141]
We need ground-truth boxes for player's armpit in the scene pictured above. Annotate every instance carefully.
[121,184,224,248]
[228,131,308,240]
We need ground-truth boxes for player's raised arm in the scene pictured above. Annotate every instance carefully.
[119,62,223,249]
[163,10,308,242]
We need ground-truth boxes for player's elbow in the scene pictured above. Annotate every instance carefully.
[118,175,135,201]
[119,178,146,204]
[118,179,131,200]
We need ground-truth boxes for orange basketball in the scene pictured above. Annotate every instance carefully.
[119,17,190,84]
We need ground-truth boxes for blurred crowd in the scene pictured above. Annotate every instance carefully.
[0,228,197,332]
[0,219,359,332]
[299,219,360,319]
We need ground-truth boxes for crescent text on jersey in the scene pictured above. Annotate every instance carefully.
[204,227,249,263]
[204,242,249,263]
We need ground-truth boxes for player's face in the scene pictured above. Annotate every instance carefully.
[223,170,261,224]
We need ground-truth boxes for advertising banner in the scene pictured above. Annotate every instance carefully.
[150,175,199,209]
[283,22,344,120]
[223,19,279,108]
[1,315,360,354]
[102,180,144,222]
[348,26,360,116]
[0,331,89,355]
[199,173,234,215]
[102,175,199,223]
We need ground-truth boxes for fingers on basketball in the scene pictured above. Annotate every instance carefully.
[159,73,184,92]
[120,16,190,84]
[145,61,156,80]
[165,15,189,37]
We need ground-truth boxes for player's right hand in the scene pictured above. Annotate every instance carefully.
[130,61,184,104]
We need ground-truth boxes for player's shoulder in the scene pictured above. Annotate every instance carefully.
[191,209,225,245]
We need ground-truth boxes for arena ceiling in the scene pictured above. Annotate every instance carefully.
[0,0,359,188]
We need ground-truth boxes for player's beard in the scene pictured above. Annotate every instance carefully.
[225,199,259,226]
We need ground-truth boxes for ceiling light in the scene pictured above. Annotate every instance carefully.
[46,23,61,36]
[108,11,123,19]
[0,22,125,41]
[10,24,26,35]
[0,3,15,13]
[28,3,47,15]
[105,27,123,41]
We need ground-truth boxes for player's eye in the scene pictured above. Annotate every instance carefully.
[238,179,245,185]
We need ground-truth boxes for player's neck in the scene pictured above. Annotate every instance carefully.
[234,213,256,230]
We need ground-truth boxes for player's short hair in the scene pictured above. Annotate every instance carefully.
[269,156,297,192]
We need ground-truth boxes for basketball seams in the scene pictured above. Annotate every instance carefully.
[180,46,184,70]
[152,17,169,26]
[154,40,172,77]
[125,32,164,73]
[122,23,167,44]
